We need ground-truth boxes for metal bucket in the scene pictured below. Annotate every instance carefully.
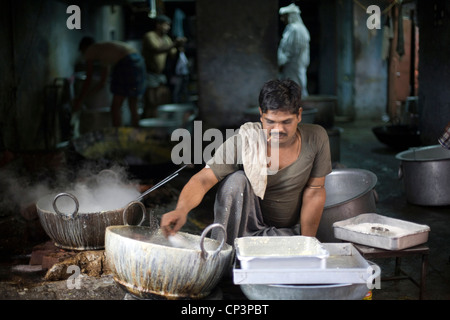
[316,169,378,243]
[396,145,450,206]
[105,202,233,300]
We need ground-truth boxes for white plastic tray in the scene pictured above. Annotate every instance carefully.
[233,243,378,285]
[235,236,329,270]
[333,213,430,250]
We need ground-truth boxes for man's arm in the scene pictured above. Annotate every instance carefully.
[160,167,219,237]
[300,176,327,237]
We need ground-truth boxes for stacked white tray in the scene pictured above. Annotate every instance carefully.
[233,236,378,285]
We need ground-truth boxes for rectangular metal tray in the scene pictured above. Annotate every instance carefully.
[333,213,430,250]
[233,243,375,284]
[235,236,329,270]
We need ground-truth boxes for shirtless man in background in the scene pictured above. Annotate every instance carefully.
[73,37,146,127]
[142,15,186,117]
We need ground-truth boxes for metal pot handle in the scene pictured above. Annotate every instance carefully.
[367,260,381,289]
[122,201,146,226]
[53,193,79,220]
[200,223,227,259]
[98,169,119,182]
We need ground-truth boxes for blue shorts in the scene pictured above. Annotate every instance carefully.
[110,53,146,97]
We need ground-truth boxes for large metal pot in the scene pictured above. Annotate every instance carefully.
[240,283,370,300]
[316,169,378,243]
[105,202,233,300]
[36,188,143,250]
[372,125,421,150]
[396,145,450,206]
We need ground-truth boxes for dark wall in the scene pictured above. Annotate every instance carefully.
[417,0,450,144]
[0,0,124,152]
[196,0,279,129]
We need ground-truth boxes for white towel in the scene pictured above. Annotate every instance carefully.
[239,122,269,199]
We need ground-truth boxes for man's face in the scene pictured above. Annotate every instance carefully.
[260,108,302,145]
[157,22,171,34]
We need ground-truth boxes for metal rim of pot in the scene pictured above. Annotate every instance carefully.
[324,169,378,209]
[121,201,227,259]
[395,145,450,162]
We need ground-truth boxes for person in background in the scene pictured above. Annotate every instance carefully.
[278,3,310,97]
[160,79,331,245]
[142,15,186,117]
[73,37,146,127]
[438,121,450,149]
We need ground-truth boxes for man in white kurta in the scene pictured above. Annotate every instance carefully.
[278,3,310,97]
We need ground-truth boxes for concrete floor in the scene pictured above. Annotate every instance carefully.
[0,119,449,301]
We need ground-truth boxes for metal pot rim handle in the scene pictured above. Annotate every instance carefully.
[53,192,79,220]
[199,223,227,259]
[97,169,119,182]
[122,201,146,226]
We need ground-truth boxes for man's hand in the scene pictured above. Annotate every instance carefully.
[160,209,188,237]
[159,167,219,238]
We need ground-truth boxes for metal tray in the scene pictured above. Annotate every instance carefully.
[235,236,329,270]
[233,243,379,285]
[333,213,430,250]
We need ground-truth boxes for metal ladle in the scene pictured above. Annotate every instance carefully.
[136,164,187,202]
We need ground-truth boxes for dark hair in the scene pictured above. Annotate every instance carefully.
[155,15,172,25]
[79,36,95,52]
[258,79,302,114]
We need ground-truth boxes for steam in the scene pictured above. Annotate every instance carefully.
[0,163,141,216]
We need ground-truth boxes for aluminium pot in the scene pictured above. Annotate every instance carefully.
[316,169,378,243]
[396,145,450,206]
[36,192,143,250]
[105,202,233,300]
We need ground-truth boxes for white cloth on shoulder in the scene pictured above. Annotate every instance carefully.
[238,122,269,199]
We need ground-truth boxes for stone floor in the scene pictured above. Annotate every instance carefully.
[0,119,449,302]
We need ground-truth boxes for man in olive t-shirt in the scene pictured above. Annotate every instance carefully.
[160,79,332,244]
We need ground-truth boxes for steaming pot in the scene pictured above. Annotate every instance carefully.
[105,202,233,299]
[36,192,144,250]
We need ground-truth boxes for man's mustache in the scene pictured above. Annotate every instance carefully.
[269,131,287,137]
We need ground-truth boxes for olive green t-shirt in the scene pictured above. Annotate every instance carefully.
[206,123,332,228]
